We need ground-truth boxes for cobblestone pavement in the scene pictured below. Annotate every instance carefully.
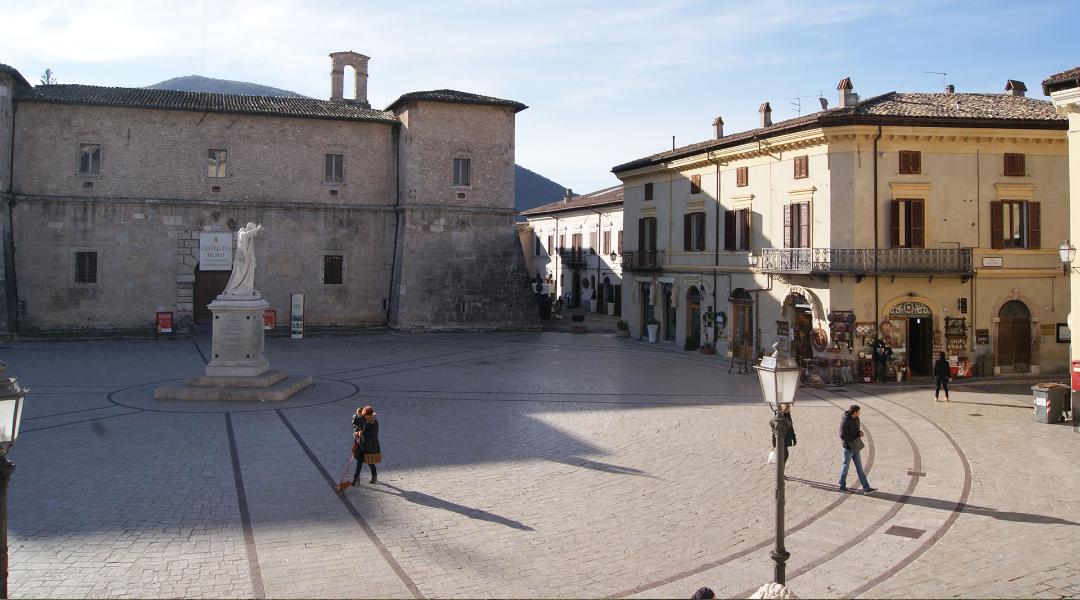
[3,333,1077,598]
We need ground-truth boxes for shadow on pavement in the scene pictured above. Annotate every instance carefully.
[787,477,1080,526]
[549,456,658,479]
[368,482,535,531]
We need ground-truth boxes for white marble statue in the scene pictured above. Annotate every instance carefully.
[222,222,263,297]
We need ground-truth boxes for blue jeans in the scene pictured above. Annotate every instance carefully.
[839,447,870,490]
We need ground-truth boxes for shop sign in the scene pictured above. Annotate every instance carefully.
[890,301,931,317]
[1040,323,1056,338]
[199,232,234,271]
[263,309,277,331]
[975,329,990,345]
[155,311,173,334]
[982,257,1004,268]
[684,274,702,286]
[290,294,304,339]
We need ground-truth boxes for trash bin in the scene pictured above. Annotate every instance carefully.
[1032,383,1068,424]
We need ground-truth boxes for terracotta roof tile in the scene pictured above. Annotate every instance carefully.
[613,91,1064,173]
[1043,66,1080,95]
[387,89,527,113]
[520,185,622,216]
[15,84,399,123]
[0,64,30,90]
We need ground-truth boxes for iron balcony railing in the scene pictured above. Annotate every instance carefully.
[559,248,589,266]
[621,249,665,271]
[759,248,973,276]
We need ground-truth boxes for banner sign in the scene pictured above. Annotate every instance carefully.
[263,309,277,331]
[199,232,234,271]
[290,294,304,339]
[156,311,173,334]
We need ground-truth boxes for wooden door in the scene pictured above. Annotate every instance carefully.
[733,303,753,359]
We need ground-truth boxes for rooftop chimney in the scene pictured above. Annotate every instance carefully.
[837,77,858,108]
[563,188,573,203]
[329,51,371,108]
[759,102,772,128]
[945,84,955,94]
[712,116,724,139]
[1005,79,1027,97]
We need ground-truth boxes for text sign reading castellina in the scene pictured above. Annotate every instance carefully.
[199,232,234,271]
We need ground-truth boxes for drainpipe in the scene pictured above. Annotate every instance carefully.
[385,123,402,327]
[554,216,560,302]
[589,206,603,307]
[5,99,18,334]
[873,123,882,328]
[714,157,721,350]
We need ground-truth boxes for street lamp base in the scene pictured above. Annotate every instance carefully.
[770,548,790,585]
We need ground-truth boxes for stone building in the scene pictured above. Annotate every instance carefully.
[613,78,1070,375]
[520,186,624,315]
[0,52,538,334]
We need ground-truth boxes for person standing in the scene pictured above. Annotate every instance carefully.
[838,404,875,494]
[352,405,381,485]
[872,339,887,384]
[771,405,797,462]
[934,351,951,402]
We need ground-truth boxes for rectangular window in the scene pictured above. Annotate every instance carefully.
[1004,153,1025,177]
[890,199,925,248]
[690,174,702,195]
[683,212,706,251]
[793,155,809,179]
[736,166,748,187]
[572,233,582,251]
[78,144,101,175]
[644,182,654,201]
[534,235,543,256]
[990,200,1041,249]
[323,255,343,284]
[208,149,227,178]
[617,230,623,253]
[589,232,597,255]
[638,217,657,252]
[453,158,471,186]
[899,151,921,175]
[603,230,611,255]
[559,235,565,251]
[724,209,752,251]
[784,202,811,248]
[74,251,97,284]
[547,235,554,254]
[324,154,344,183]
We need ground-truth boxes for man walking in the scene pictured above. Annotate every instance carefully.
[839,404,876,494]
[872,339,887,384]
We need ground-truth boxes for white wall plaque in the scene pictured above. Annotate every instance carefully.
[982,257,1004,268]
[199,232,234,271]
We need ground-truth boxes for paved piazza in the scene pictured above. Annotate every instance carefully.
[6,332,1080,599]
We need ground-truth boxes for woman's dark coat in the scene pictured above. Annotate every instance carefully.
[357,418,380,455]
[772,413,797,448]
[934,357,951,381]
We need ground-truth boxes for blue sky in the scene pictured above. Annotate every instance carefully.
[1,0,1075,193]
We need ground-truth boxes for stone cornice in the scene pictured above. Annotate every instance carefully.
[14,193,400,213]
[1051,87,1080,114]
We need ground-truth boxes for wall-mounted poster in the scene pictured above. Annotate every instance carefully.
[1058,323,1071,343]
[776,321,789,336]
[975,329,990,345]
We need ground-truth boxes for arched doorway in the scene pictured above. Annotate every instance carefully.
[730,288,753,360]
[193,264,231,324]
[686,286,702,346]
[885,300,934,376]
[998,300,1032,372]
[662,283,676,341]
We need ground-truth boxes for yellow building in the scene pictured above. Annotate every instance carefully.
[613,78,1069,377]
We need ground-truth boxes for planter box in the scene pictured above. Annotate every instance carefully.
[616,329,630,338]
[698,346,715,355]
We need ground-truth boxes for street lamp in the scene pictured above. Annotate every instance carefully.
[1059,240,1077,275]
[754,343,800,587]
[609,251,618,263]
[0,362,28,600]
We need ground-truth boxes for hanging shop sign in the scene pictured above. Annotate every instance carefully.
[199,232,234,271]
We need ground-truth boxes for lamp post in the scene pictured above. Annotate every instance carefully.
[0,362,28,600]
[1059,240,1077,275]
[754,343,800,586]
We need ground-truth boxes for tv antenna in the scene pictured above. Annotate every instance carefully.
[923,70,948,90]
[785,91,828,116]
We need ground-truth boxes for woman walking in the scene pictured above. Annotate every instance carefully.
[838,404,875,494]
[934,351,951,402]
[771,405,797,463]
[352,405,382,485]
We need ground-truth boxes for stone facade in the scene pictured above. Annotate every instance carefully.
[0,54,538,334]
[614,79,1071,374]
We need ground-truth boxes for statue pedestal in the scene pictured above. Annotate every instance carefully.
[206,295,270,377]
[154,293,311,402]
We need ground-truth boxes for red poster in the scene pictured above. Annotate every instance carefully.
[156,311,173,334]
[264,309,277,331]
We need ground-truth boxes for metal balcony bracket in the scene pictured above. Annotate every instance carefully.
[890,275,897,284]
[928,275,934,284]
[855,275,864,284]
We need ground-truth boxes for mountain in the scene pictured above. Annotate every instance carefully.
[148,77,568,215]
[147,75,305,97]
[514,164,567,218]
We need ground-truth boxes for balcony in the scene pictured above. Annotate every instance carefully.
[621,250,665,271]
[559,248,588,267]
[759,248,973,278]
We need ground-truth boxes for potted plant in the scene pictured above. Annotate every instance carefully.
[616,319,630,338]
[645,316,659,343]
[571,313,586,333]
[699,342,715,355]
